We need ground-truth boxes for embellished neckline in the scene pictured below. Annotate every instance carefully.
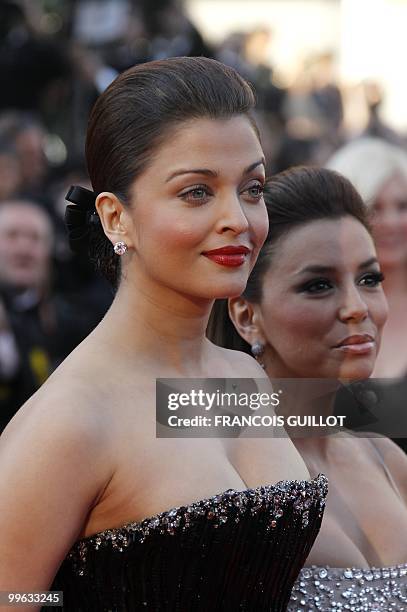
[77,473,328,544]
[65,474,327,576]
[292,561,407,609]
[299,561,407,576]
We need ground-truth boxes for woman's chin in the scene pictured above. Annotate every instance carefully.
[336,363,374,381]
[208,280,249,300]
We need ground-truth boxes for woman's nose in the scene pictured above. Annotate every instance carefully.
[215,195,249,235]
[338,286,369,323]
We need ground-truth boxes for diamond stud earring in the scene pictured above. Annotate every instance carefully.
[113,241,128,256]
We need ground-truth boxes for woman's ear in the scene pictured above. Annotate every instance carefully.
[95,192,134,248]
[228,297,266,346]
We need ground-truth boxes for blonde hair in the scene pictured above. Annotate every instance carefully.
[326,137,407,206]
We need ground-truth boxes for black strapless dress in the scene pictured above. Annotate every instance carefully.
[46,474,328,611]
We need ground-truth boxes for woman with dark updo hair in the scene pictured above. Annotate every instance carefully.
[0,58,327,610]
[208,166,407,609]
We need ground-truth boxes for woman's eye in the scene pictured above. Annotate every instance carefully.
[242,182,264,202]
[179,186,211,205]
[302,279,333,294]
[358,271,385,287]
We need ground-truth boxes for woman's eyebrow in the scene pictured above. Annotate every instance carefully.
[243,158,266,174]
[166,168,217,182]
[165,158,266,183]
[358,257,379,269]
[296,258,380,276]
[296,265,337,276]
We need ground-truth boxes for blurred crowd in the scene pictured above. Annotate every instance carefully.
[1,0,407,433]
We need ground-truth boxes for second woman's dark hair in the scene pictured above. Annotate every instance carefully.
[207,166,371,353]
[80,56,257,286]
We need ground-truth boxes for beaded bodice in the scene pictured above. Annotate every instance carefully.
[46,474,327,611]
[289,562,407,610]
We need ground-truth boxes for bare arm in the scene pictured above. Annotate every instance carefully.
[0,390,113,611]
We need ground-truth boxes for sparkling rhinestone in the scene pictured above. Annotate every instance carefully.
[294,499,304,511]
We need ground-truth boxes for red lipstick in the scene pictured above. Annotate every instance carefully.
[202,245,251,267]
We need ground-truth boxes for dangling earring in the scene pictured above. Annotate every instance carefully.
[251,341,266,369]
[113,241,128,255]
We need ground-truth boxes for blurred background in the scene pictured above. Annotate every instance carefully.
[1,0,407,434]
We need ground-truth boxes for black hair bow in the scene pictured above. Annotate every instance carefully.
[65,185,100,253]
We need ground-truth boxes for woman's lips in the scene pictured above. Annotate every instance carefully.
[202,246,251,267]
[335,342,375,355]
[333,334,375,355]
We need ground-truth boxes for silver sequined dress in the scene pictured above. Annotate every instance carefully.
[289,561,407,609]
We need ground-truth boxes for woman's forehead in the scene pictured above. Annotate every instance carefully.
[147,116,263,169]
[268,217,376,275]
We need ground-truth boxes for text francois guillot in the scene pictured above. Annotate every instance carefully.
[165,390,346,429]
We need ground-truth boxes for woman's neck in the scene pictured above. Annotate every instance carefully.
[97,273,214,374]
[271,379,342,461]
[268,377,340,440]
[272,378,338,415]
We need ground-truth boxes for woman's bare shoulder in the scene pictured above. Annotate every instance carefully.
[368,436,407,500]
[209,343,267,378]
[343,434,407,502]
[2,343,114,448]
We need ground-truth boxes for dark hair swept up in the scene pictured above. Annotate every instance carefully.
[74,56,258,286]
[207,166,371,354]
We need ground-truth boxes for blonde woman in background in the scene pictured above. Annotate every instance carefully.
[327,137,407,378]
[328,138,407,453]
